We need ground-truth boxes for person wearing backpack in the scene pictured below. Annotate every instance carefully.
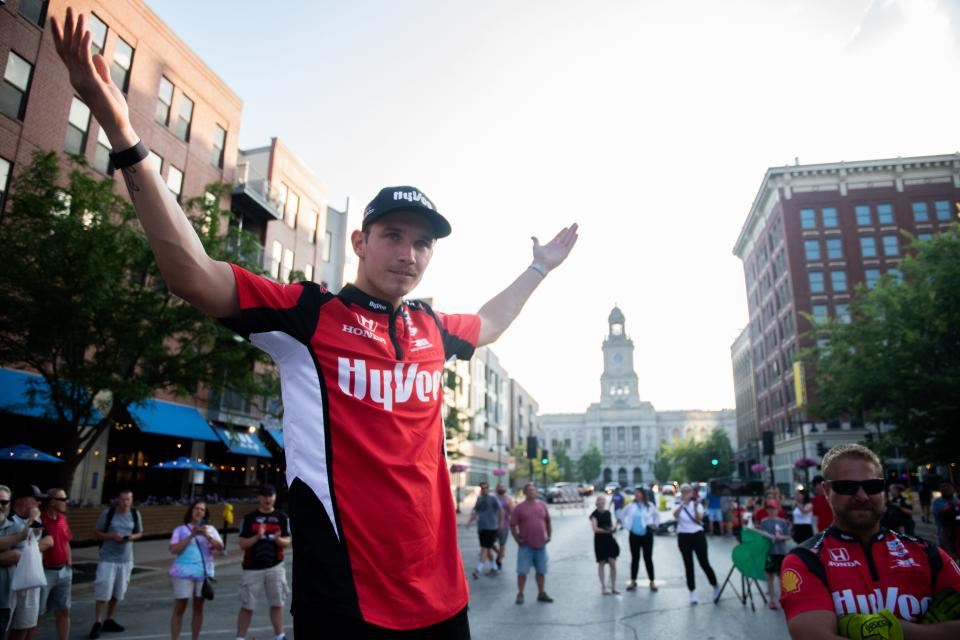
[89,489,143,639]
[781,445,960,640]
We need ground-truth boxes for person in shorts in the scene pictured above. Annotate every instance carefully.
[236,484,291,640]
[510,484,553,605]
[758,498,791,610]
[466,482,502,578]
[494,484,515,571]
[169,500,223,639]
[6,484,54,640]
[40,487,73,640]
[90,489,143,638]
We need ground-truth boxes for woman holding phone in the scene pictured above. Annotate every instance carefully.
[168,500,223,640]
[672,484,719,605]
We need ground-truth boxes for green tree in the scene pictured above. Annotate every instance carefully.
[705,427,735,477]
[0,152,278,488]
[553,442,575,481]
[653,443,674,484]
[803,225,960,463]
[576,445,603,483]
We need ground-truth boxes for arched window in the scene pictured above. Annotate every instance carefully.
[618,467,628,485]
[633,467,643,484]
[603,468,613,483]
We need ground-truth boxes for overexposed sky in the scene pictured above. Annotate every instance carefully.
[145,0,960,414]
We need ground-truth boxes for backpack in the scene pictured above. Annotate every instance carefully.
[97,506,142,547]
[788,529,942,593]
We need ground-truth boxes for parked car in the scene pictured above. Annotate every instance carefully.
[545,482,575,503]
[604,482,620,494]
[577,482,594,496]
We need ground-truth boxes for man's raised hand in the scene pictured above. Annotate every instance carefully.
[50,7,137,149]
[532,224,579,273]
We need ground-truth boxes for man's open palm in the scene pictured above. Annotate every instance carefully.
[51,7,130,141]
[532,224,579,272]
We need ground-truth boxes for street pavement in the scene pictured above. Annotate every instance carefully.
[39,504,791,639]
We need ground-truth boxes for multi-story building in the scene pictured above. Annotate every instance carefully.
[732,153,960,490]
[540,307,736,486]
[731,326,758,477]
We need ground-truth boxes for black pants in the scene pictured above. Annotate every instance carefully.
[677,531,717,591]
[293,605,470,639]
[628,531,655,581]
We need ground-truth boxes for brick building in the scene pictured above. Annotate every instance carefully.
[732,153,960,491]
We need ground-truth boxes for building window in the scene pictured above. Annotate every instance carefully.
[882,235,898,256]
[166,165,183,201]
[887,268,902,284]
[93,127,112,174]
[19,0,48,26]
[918,233,934,242]
[830,271,847,292]
[147,150,163,172]
[270,241,282,280]
[877,203,894,225]
[632,426,640,448]
[804,240,820,261]
[860,237,877,258]
[173,94,193,142]
[1,52,33,121]
[602,427,611,452]
[808,271,824,293]
[865,269,881,289]
[826,238,843,260]
[285,191,299,228]
[0,156,10,211]
[64,97,91,155]
[211,125,226,168]
[812,305,828,324]
[912,202,929,222]
[282,248,294,283]
[934,200,952,222]
[617,426,625,451]
[800,208,816,229]
[88,14,108,55]
[303,210,318,243]
[155,76,173,125]
[855,205,872,226]
[275,182,288,214]
[322,230,332,262]
[835,304,850,323]
[304,263,314,282]
[822,207,838,227]
[110,38,134,94]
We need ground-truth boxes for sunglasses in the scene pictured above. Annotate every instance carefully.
[49,496,68,502]
[826,479,885,496]
[0,500,9,506]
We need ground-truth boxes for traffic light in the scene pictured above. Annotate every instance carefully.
[526,436,538,460]
[816,442,827,457]
[540,449,549,466]
[710,450,719,466]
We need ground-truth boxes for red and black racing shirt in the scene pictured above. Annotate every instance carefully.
[780,526,960,623]
[220,265,480,630]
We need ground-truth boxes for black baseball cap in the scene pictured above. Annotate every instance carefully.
[13,483,47,500]
[362,186,452,239]
[257,483,276,497]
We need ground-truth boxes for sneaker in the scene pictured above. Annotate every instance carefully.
[472,570,480,579]
[515,592,525,605]
[689,592,699,605]
[713,585,722,601]
[496,559,503,570]
[102,619,125,632]
[625,581,638,591]
[89,622,102,639]
[537,591,554,603]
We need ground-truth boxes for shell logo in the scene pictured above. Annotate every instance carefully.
[782,569,802,593]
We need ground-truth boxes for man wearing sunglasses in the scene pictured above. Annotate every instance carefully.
[40,489,73,640]
[781,445,960,640]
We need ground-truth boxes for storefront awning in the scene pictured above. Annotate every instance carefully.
[263,427,284,450]
[212,424,271,458]
[0,368,103,424]
[128,399,219,442]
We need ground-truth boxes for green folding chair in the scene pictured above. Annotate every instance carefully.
[714,527,772,611]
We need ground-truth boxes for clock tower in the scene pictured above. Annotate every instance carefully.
[600,306,639,406]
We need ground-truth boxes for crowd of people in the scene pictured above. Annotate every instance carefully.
[0,482,290,640]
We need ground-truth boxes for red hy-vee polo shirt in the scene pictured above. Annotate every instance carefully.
[220,265,480,630]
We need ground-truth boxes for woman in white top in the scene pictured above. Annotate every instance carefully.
[672,484,719,605]
[621,486,660,592]
[791,489,815,543]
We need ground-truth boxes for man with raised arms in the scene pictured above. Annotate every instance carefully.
[51,9,577,638]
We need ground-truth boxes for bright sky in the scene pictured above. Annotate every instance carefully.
[145,0,960,414]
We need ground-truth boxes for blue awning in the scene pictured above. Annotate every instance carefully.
[128,399,219,442]
[0,368,103,424]
[212,424,271,458]
[264,427,284,450]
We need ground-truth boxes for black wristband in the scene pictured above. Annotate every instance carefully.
[109,140,149,170]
